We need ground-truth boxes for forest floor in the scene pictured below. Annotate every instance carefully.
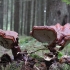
[0,35,70,70]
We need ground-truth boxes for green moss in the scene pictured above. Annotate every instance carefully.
[30,54,44,61]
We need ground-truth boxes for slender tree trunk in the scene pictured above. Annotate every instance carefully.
[27,1,31,35]
[23,1,26,35]
[44,0,47,25]
[35,0,44,26]
[14,0,20,33]
[24,2,28,35]
[20,0,23,35]
[24,1,31,35]
[8,0,11,30]
[12,0,15,30]
[19,0,23,35]
[31,0,36,28]
[6,0,8,30]
[35,0,40,26]
[0,0,3,29]
[3,0,5,29]
[40,0,44,26]
[67,5,70,23]
[35,0,39,26]
[10,0,13,30]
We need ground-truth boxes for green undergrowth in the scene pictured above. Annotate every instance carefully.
[30,54,44,61]
[19,35,33,45]
[19,35,70,57]
[0,35,70,70]
[19,35,48,57]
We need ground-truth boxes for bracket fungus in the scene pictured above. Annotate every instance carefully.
[0,30,23,60]
[0,30,18,49]
[30,23,70,52]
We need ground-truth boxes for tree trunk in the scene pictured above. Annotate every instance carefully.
[31,0,36,28]
[35,0,39,26]
[67,5,70,23]
[24,1,31,36]
[44,0,47,25]
[10,0,13,30]
[19,0,23,35]
[21,0,23,35]
[0,0,3,29]
[14,0,19,33]
[40,0,44,26]
[6,0,8,30]
[26,1,31,35]
[11,0,15,31]
[46,0,69,26]
[24,2,28,35]
[3,0,5,29]
[23,1,26,35]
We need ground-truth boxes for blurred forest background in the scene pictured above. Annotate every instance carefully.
[0,0,70,36]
